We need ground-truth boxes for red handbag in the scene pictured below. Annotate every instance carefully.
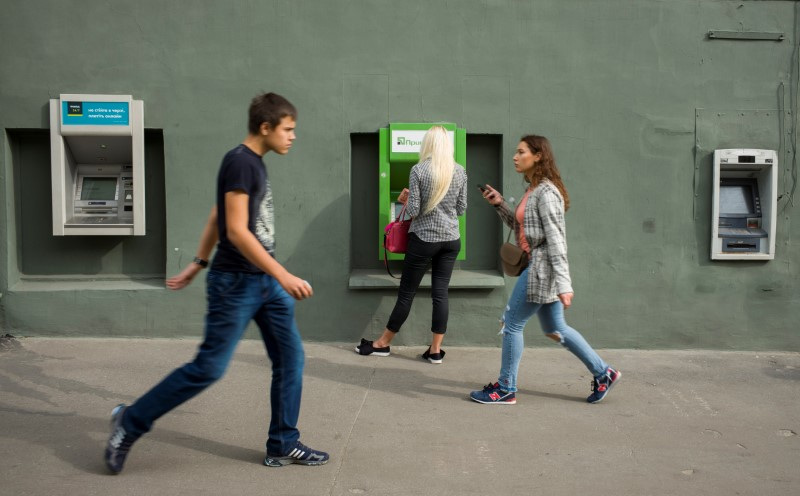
[383,203,411,278]
[384,204,411,253]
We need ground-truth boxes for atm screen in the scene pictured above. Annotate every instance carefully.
[80,177,118,201]
[720,184,754,215]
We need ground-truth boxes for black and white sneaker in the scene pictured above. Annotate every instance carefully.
[104,404,137,474]
[354,338,390,357]
[264,441,329,467]
[421,346,445,364]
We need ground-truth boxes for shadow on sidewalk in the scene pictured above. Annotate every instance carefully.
[234,345,587,404]
[0,340,263,474]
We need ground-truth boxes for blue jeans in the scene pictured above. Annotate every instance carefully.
[386,232,461,334]
[498,267,608,392]
[123,270,305,455]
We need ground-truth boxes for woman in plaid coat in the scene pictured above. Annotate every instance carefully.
[470,135,621,405]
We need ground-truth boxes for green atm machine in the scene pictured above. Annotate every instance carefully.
[378,122,467,260]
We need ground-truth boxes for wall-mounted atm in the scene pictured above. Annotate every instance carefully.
[49,94,145,236]
[378,122,467,260]
[711,149,777,260]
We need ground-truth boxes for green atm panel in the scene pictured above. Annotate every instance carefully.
[378,123,467,260]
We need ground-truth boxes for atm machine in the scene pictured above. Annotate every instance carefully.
[711,149,777,260]
[50,94,145,236]
[378,123,467,260]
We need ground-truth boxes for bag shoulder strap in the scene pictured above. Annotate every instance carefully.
[506,199,519,243]
[383,239,401,279]
[396,201,408,222]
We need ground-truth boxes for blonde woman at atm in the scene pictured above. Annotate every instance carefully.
[355,125,468,363]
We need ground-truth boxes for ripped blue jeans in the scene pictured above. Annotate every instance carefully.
[498,267,608,392]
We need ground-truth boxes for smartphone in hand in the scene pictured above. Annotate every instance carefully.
[477,184,487,193]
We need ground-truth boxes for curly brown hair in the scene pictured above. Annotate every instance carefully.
[520,135,570,211]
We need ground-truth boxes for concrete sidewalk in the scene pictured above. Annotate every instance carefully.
[1,336,798,496]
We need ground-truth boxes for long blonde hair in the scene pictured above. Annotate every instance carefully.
[418,125,455,215]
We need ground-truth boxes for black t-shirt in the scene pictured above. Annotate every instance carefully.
[210,144,276,273]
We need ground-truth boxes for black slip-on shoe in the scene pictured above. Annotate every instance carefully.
[421,346,445,364]
[354,338,390,357]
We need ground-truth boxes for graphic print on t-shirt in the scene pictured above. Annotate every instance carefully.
[254,179,276,254]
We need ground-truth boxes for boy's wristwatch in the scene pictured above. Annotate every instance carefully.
[193,257,209,268]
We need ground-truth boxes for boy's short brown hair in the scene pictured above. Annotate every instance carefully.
[248,92,297,134]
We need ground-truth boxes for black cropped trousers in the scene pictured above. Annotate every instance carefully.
[386,232,461,334]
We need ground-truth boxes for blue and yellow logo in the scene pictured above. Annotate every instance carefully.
[67,102,83,116]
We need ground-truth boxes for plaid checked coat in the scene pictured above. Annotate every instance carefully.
[495,180,573,303]
[406,159,468,242]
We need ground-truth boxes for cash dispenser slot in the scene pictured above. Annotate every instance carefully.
[722,238,760,252]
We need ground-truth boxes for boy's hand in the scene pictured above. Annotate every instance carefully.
[166,263,203,290]
[280,274,313,300]
[481,184,503,206]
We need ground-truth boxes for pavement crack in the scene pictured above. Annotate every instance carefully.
[328,367,376,495]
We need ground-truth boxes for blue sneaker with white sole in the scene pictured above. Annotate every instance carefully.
[587,367,621,403]
[469,382,516,404]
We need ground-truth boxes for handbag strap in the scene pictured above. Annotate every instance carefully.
[396,201,408,222]
[505,223,514,243]
[506,200,519,243]
[383,243,401,279]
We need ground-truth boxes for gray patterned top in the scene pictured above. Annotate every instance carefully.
[406,158,468,242]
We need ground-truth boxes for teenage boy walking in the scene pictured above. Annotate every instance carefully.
[104,92,328,474]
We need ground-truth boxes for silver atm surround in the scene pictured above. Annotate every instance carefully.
[50,94,145,236]
[711,149,777,260]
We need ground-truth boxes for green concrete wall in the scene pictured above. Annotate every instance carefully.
[1,0,798,350]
